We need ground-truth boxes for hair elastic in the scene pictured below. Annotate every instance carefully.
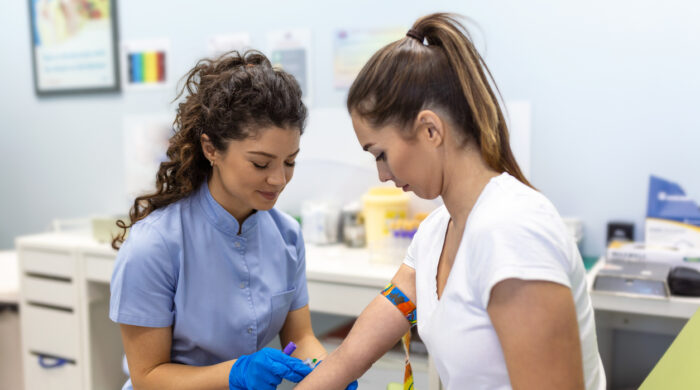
[406,29,423,42]
[382,283,417,326]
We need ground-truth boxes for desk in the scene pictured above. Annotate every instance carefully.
[16,233,124,389]
[23,232,700,390]
[16,232,442,390]
[587,259,700,389]
[306,245,398,315]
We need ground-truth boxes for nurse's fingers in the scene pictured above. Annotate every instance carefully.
[253,381,277,390]
[267,351,313,376]
[266,359,312,383]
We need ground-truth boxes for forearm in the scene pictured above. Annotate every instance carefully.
[295,295,410,389]
[132,359,233,390]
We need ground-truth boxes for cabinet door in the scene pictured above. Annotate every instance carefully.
[22,304,81,360]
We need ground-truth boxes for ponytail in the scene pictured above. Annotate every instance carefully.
[347,13,532,189]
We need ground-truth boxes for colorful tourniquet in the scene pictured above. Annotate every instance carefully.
[381,283,417,326]
[402,331,415,390]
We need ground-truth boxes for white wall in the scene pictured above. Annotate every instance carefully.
[1,0,699,256]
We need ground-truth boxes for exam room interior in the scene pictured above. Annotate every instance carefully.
[1,0,699,389]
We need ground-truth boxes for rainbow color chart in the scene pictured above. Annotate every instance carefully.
[127,51,166,84]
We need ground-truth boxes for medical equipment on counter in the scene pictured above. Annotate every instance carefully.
[593,259,671,298]
[607,221,635,244]
[668,267,700,297]
[301,201,341,245]
[362,187,409,262]
[379,214,428,265]
[384,219,418,264]
[562,217,583,247]
[91,215,129,243]
[340,201,365,248]
[607,241,700,271]
[646,175,700,248]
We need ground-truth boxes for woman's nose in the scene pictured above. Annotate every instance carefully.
[267,166,286,187]
[377,164,392,183]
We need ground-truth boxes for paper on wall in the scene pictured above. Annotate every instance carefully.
[266,29,312,105]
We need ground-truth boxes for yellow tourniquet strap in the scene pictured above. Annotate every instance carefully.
[402,330,415,390]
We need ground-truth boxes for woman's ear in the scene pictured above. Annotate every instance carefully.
[415,110,445,147]
[201,134,217,164]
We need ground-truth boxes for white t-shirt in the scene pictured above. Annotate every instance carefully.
[404,172,605,390]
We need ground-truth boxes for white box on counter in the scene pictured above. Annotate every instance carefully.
[607,241,700,270]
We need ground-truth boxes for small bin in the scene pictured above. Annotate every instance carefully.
[362,187,409,263]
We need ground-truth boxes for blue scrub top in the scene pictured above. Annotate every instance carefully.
[109,182,309,387]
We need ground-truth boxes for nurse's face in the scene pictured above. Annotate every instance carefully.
[351,112,442,200]
[210,126,300,218]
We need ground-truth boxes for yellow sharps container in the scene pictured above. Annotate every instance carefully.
[362,187,410,262]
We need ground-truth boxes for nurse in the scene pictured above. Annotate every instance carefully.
[110,51,335,390]
[297,13,606,390]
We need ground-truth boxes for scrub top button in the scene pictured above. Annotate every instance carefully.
[239,282,245,289]
[247,327,253,334]
[234,241,241,248]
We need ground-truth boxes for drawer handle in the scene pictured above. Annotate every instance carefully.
[38,355,68,369]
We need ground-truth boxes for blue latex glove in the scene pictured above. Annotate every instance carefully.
[229,348,312,390]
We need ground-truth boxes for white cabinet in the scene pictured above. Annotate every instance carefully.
[17,234,126,390]
[16,233,442,390]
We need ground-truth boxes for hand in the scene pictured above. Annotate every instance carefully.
[229,348,312,390]
[313,360,359,390]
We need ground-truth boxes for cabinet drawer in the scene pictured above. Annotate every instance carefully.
[23,304,80,360]
[24,352,81,390]
[22,276,77,308]
[21,249,75,279]
[84,252,116,283]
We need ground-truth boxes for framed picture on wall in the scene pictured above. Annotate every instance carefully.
[28,0,120,95]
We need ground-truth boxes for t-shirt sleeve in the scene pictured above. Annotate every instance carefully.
[471,211,572,310]
[290,228,310,311]
[404,207,444,269]
[109,224,178,327]
[403,225,421,269]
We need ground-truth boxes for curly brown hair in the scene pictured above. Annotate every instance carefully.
[112,50,307,249]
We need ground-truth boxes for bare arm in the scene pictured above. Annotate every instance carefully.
[120,324,232,390]
[295,264,416,389]
[280,305,328,361]
[487,279,585,390]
